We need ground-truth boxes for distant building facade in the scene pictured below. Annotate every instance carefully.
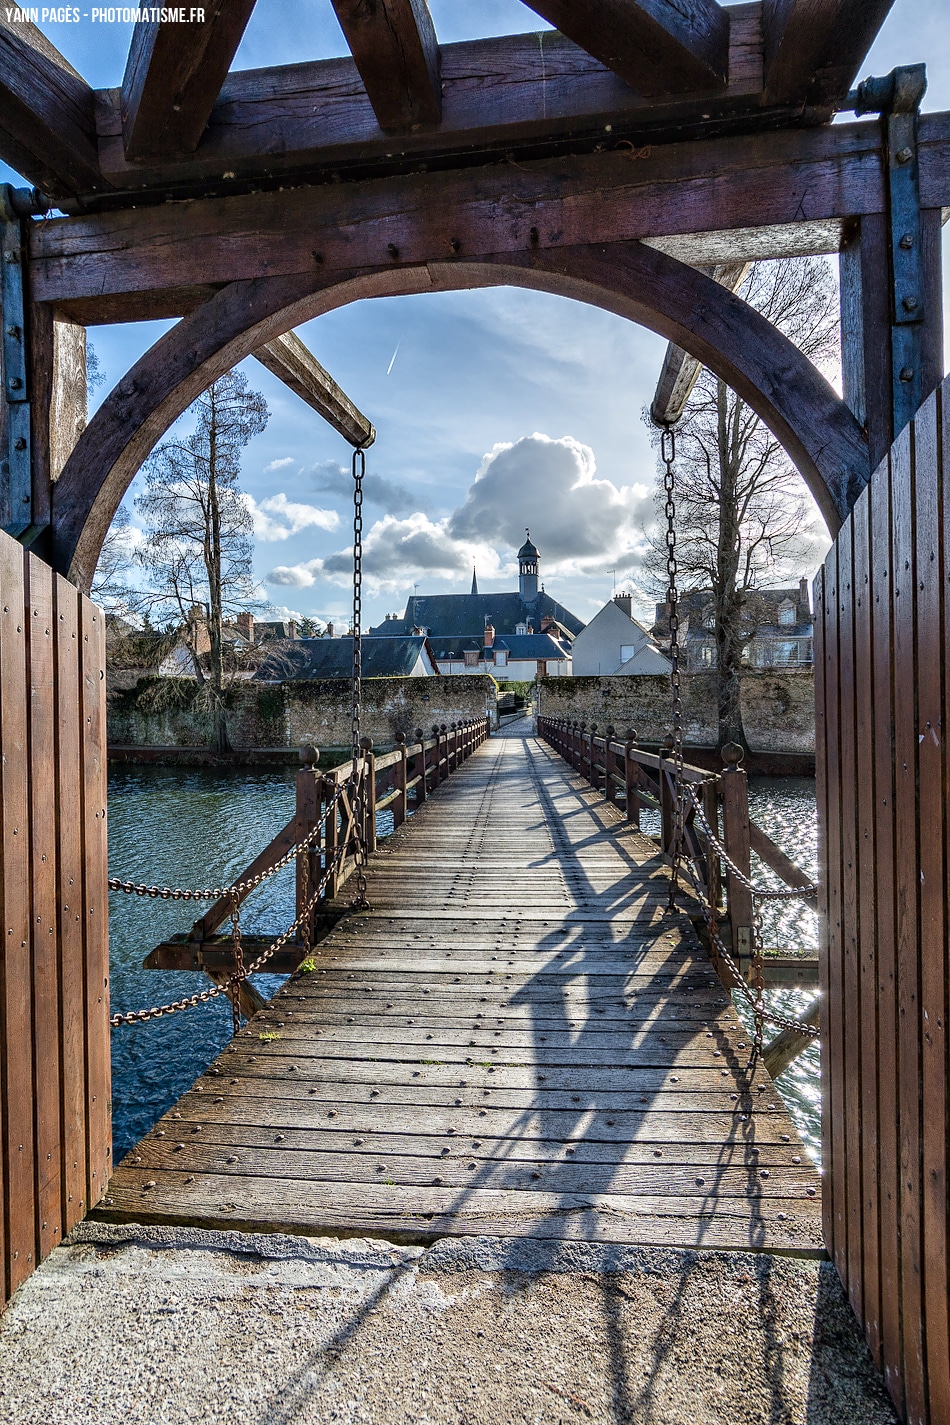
[370,532,584,681]
[254,635,438,682]
[572,595,672,676]
[652,579,815,670]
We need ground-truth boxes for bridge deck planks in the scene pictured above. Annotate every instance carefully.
[97,727,822,1253]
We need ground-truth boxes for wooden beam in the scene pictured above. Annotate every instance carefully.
[34,116,912,315]
[93,10,768,198]
[651,261,749,423]
[520,0,730,96]
[252,333,375,448]
[329,0,441,131]
[121,0,257,160]
[762,0,896,106]
[0,14,104,198]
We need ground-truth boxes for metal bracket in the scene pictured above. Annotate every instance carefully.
[0,185,31,538]
[847,65,928,436]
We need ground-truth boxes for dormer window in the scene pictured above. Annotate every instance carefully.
[778,601,796,626]
[464,649,479,667]
[515,622,528,636]
[496,648,508,667]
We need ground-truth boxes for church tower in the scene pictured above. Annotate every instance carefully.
[518,530,540,601]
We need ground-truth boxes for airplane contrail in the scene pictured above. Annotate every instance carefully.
[386,342,400,376]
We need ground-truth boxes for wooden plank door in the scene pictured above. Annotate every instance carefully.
[815,377,950,1425]
[0,527,109,1306]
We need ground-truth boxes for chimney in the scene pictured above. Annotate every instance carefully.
[799,576,809,607]
[526,623,533,635]
[288,620,296,640]
[483,621,495,648]
[327,622,335,638]
[540,614,556,632]
[236,611,254,642]
[613,593,633,617]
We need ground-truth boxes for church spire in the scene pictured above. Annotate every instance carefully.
[471,566,479,596]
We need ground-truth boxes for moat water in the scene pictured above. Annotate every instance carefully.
[108,762,821,1165]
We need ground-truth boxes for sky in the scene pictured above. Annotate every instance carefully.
[5,0,950,630]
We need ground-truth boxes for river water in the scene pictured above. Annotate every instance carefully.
[108,763,821,1165]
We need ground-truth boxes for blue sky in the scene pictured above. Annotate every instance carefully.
[6,0,950,628]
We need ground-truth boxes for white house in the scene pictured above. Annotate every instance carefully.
[571,595,672,676]
[431,618,573,680]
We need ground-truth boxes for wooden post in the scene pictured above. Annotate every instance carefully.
[360,736,376,855]
[720,742,753,975]
[439,723,448,781]
[624,729,640,827]
[414,727,427,805]
[394,733,408,828]
[589,723,600,790]
[703,776,722,913]
[295,743,321,945]
[659,735,675,854]
[603,725,615,804]
[323,771,340,899]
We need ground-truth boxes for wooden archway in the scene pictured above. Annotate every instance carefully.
[52,241,869,593]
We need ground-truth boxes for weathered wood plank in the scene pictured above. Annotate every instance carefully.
[521,0,730,95]
[80,598,110,1211]
[762,0,895,106]
[0,12,104,197]
[0,537,35,1294]
[252,333,375,448]
[329,0,440,132]
[121,1,257,159]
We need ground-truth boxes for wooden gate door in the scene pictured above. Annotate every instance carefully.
[816,377,950,1425]
[0,525,110,1305]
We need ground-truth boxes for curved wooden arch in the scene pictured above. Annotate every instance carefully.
[52,243,869,592]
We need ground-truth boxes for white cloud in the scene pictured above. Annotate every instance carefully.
[265,456,296,472]
[449,433,652,570]
[267,558,324,588]
[265,603,304,621]
[244,492,339,541]
[264,433,653,594]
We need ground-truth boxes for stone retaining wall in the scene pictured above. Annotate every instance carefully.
[536,671,814,753]
[107,676,493,752]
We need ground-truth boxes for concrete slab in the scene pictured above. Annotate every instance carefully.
[0,1223,897,1425]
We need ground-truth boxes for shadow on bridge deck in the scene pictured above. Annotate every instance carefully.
[94,725,822,1254]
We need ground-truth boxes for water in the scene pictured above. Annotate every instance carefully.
[107,765,822,1165]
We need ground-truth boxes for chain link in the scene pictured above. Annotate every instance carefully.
[106,796,339,902]
[660,424,686,910]
[350,443,370,910]
[686,785,818,900]
[228,891,245,1037]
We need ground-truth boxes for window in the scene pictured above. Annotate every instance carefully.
[496,649,508,666]
[463,650,479,667]
[620,644,636,663]
[778,601,795,626]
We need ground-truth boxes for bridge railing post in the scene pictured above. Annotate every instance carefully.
[360,737,377,854]
[720,743,753,975]
[624,729,640,827]
[392,734,408,829]
[603,726,616,803]
[659,735,675,854]
[295,743,322,944]
[414,728,428,805]
[323,770,341,900]
[439,724,449,781]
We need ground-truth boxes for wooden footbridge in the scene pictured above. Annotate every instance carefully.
[2,0,950,1419]
[96,722,823,1251]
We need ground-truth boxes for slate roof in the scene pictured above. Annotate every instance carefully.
[372,590,584,639]
[431,632,570,661]
[254,636,434,681]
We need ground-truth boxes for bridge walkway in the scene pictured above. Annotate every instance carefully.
[96,725,823,1252]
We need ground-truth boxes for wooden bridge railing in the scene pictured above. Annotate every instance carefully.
[146,717,490,988]
[537,716,819,992]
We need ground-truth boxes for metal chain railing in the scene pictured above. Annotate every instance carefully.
[109,838,347,1028]
[686,785,819,900]
[350,443,370,910]
[106,788,343,901]
[660,423,686,912]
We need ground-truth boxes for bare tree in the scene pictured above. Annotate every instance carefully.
[641,256,838,752]
[91,503,137,612]
[135,370,269,752]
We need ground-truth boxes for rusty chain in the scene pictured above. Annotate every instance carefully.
[228,891,245,1038]
[659,423,686,911]
[109,841,347,1028]
[686,785,819,900]
[106,787,343,902]
[350,443,370,910]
